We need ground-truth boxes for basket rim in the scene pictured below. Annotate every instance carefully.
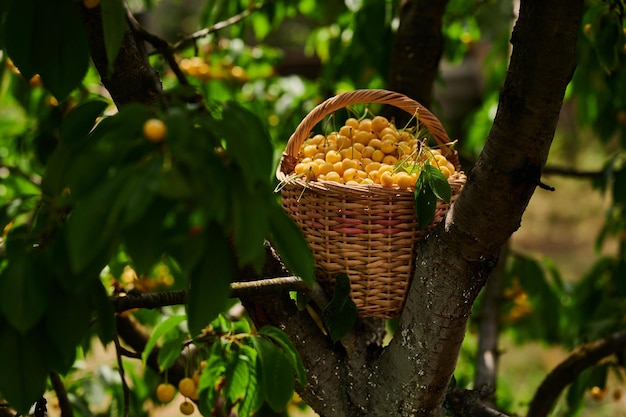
[277,89,459,179]
[277,169,467,197]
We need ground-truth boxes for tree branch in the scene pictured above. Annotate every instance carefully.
[527,329,626,417]
[76,2,161,108]
[115,315,186,384]
[542,164,604,179]
[112,276,319,313]
[237,245,353,417]
[448,388,511,417]
[169,2,266,54]
[113,335,130,417]
[125,10,189,87]
[49,372,73,417]
[385,0,448,121]
[372,0,584,415]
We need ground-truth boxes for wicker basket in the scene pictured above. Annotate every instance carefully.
[277,89,466,319]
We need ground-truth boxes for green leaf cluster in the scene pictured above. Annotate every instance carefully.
[0,93,315,411]
[323,274,358,343]
[414,164,452,230]
[144,313,307,417]
[1,0,130,101]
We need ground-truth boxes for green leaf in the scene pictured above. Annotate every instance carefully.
[508,255,562,343]
[414,174,437,230]
[252,336,294,412]
[238,345,263,417]
[141,315,186,364]
[268,203,315,283]
[202,102,274,188]
[101,0,127,74]
[5,0,89,100]
[45,289,91,372]
[231,185,270,268]
[258,326,307,386]
[186,225,233,338]
[3,0,35,79]
[65,174,123,274]
[565,372,587,415]
[594,12,623,74]
[224,350,251,405]
[60,100,109,144]
[232,318,251,334]
[424,164,452,203]
[323,274,358,343]
[89,279,116,345]
[120,159,162,226]
[157,334,186,371]
[156,166,195,200]
[613,167,626,206]
[0,234,51,333]
[198,341,227,416]
[0,324,48,415]
[251,12,272,40]
[122,198,170,275]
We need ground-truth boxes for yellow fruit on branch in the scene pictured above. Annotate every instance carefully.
[143,118,167,143]
[178,377,199,400]
[156,383,176,403]
[590,386,607,401]
[180,401,195,415]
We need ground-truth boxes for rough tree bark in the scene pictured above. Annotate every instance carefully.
[77,0,584,416]
[385,0,448,123]
[245,1,584,416]
[76,3,161,108]
[370,1,584,415]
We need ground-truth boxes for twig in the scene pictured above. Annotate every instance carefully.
[49,372,74,417]
[116,315,187,383]
[170,2,266,53]
[33,398,46,417]
[125,9,189,86]
[0,161,42,187]
[448,388,511,417]
[112,276,316,313]
[542,165,603,179]
[113,335,130,417]
[117,345,142,360]
[527,328,626,417]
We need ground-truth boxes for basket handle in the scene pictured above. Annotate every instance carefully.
[283,89,453,164]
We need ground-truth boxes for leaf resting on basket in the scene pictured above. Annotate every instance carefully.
[268,204,315,284]
[323,274,358,343]
[414,165,452,230]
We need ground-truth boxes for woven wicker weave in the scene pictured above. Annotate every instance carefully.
[277,89,466,318]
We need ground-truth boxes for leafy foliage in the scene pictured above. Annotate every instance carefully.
[323,274,358,343]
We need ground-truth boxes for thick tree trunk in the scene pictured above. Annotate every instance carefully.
[245,0,584,416]
[385,0,448,121]
[76,3,161,108]
[369,1,583,415]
